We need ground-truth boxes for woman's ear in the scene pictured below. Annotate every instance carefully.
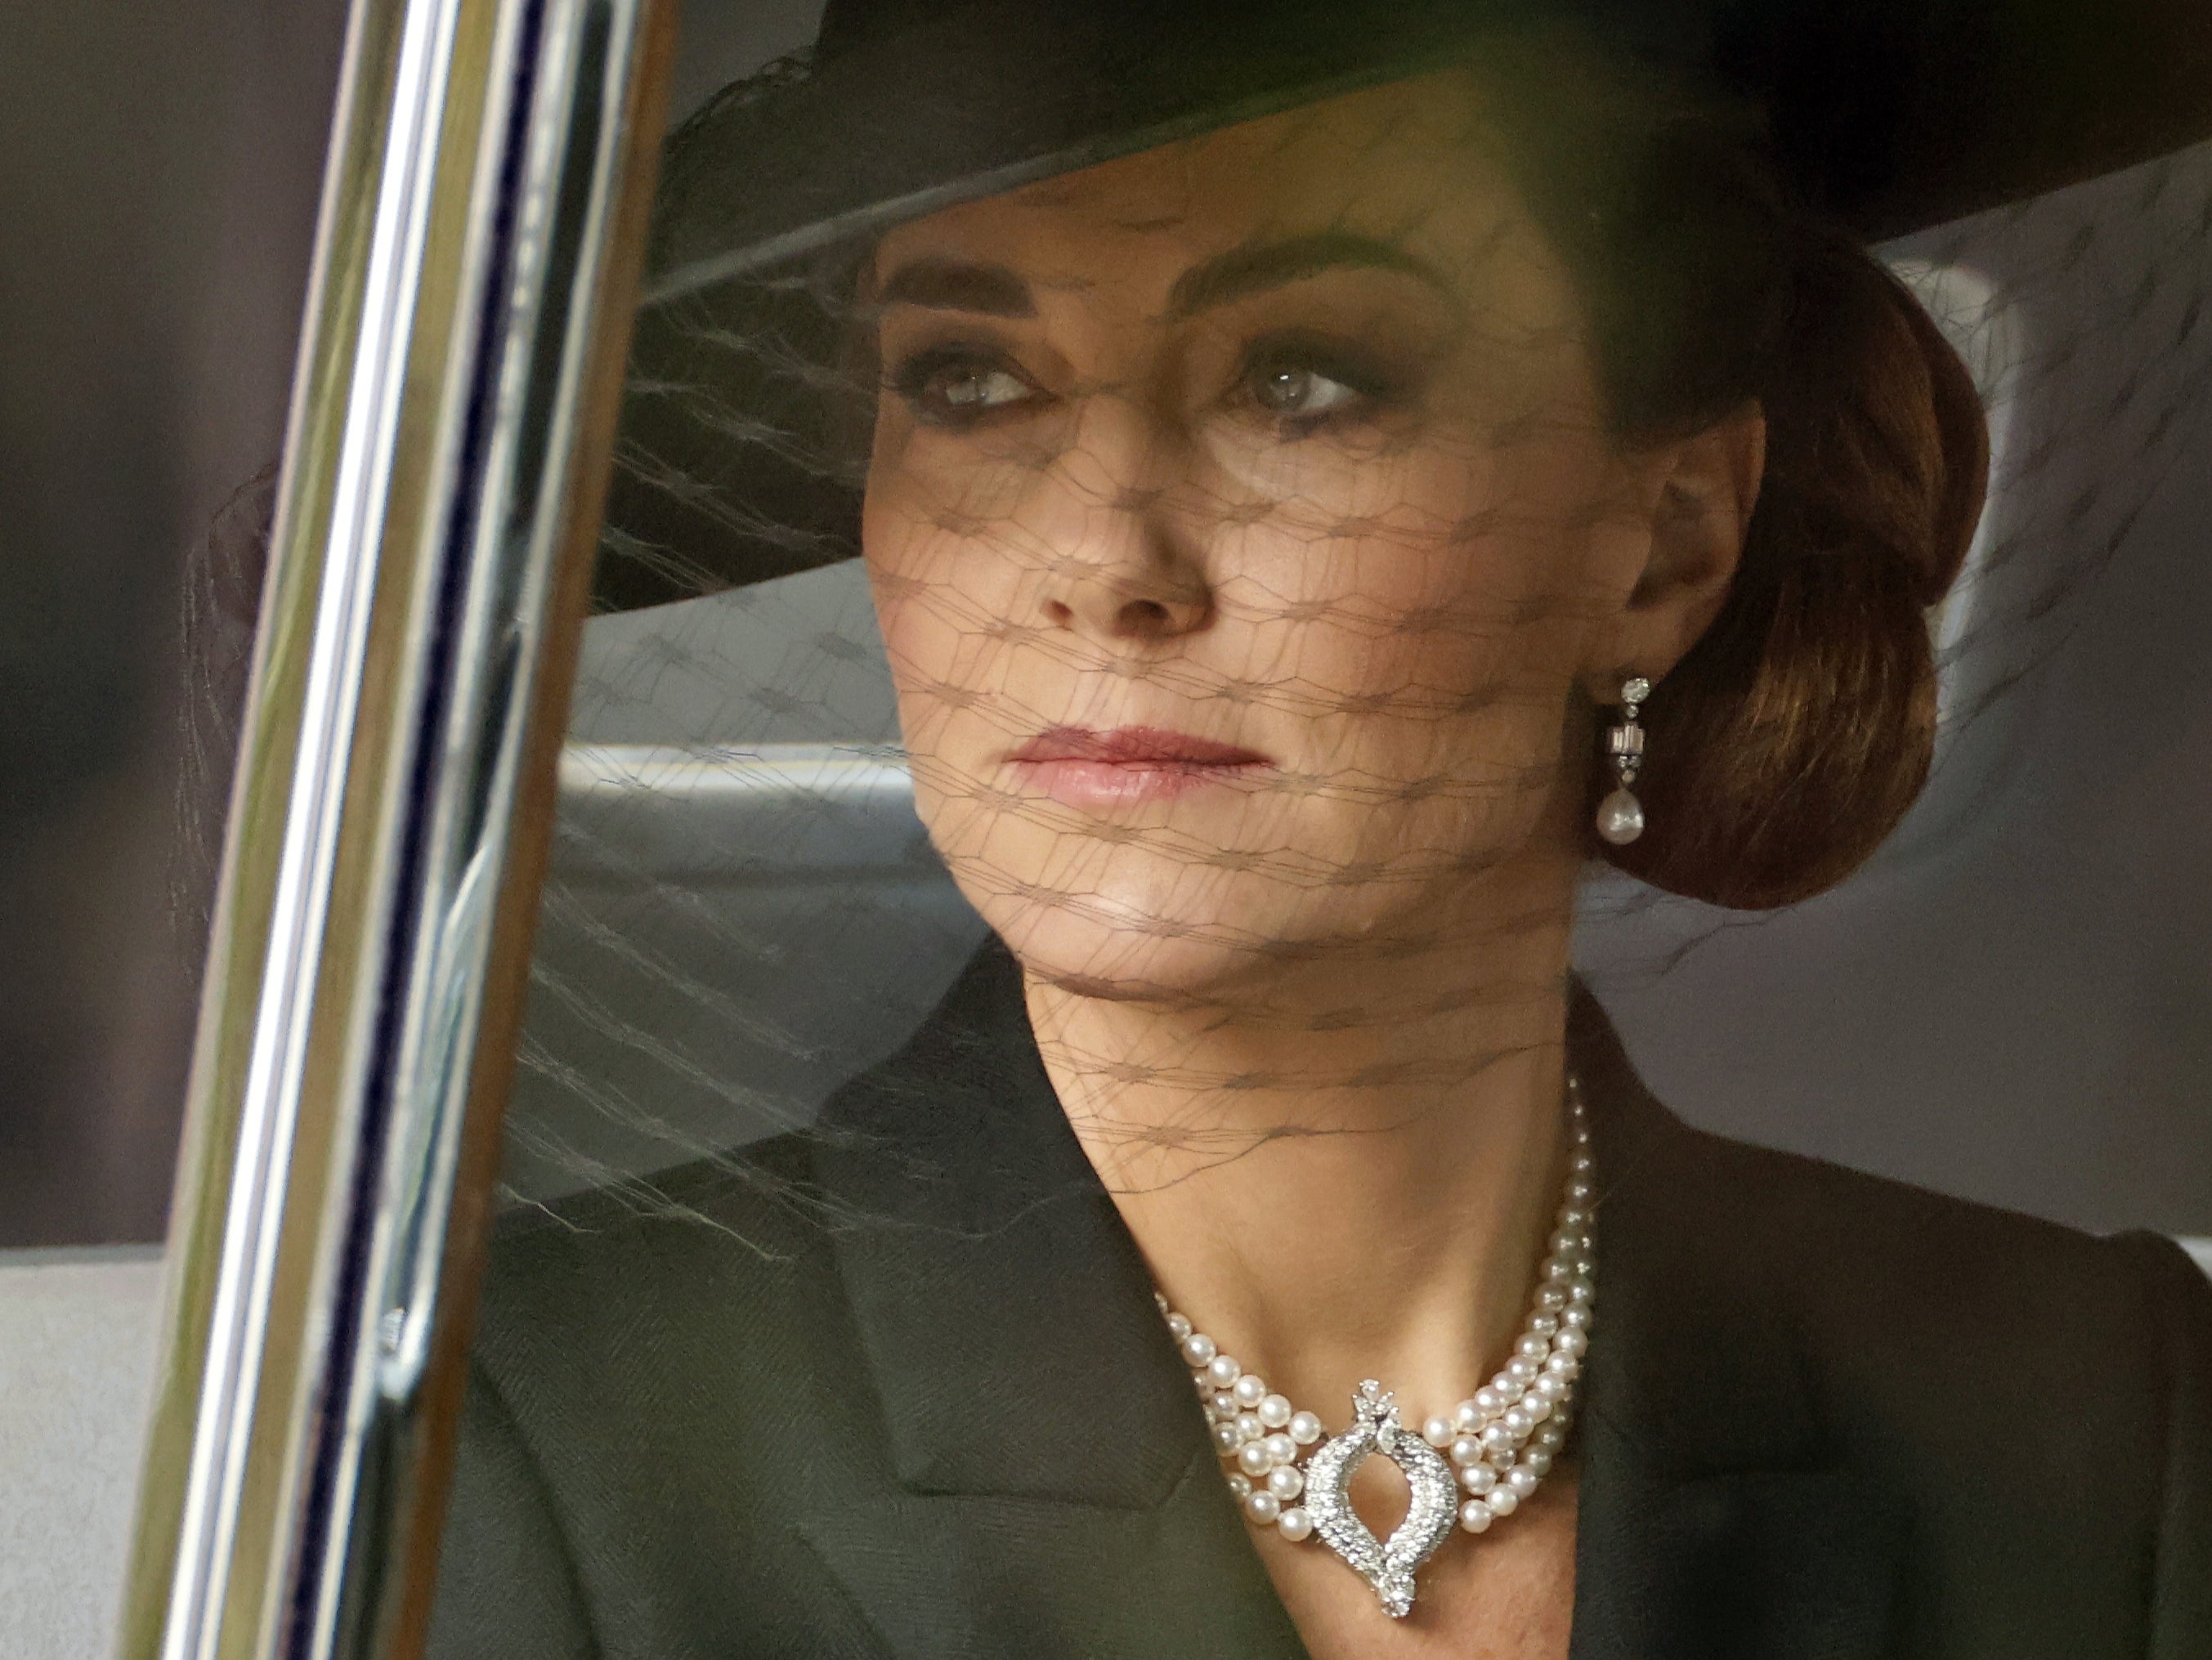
[1588,401,1765,696]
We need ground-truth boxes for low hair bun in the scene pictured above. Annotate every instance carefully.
[1470,34,1990,909]
[1601,221,1990,910]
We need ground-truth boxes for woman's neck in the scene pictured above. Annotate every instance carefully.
[1022,875,1578,1425]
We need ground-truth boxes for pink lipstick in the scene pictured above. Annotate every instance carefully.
[1005,726,1272,808]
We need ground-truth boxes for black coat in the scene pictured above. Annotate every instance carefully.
[428,940,2212,1658]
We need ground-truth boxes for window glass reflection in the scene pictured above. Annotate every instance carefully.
[440,5,2212,1655]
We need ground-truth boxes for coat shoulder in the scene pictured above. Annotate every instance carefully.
[1601,1113,2212,1653]
[466,1140,835,1414]
[1654,1118,2210,1352]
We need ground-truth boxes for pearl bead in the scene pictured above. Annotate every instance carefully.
[1207,1354,1243,1389]
[1277,1506,1313,1542]
[1288,1412,1323,1446]
[1559,1307,1591,1333]
[1506,1464,1541,1497]
[1238,1442,1274,1478]
[1566,1276,1595,1304]
[1534,1374,1569,1403]
[1473,1385,1504,1415]
[1502,1407,1534,1439]
[1226,1473,1252,1499]
[1544,1256,1576,1282]
[1596,785,1644,845]
[1522,1395,1552,1424]
[1267,1465,1304,1501]
[1211,1391,1238,1420]
[1182,1334,1216,1367]
[1212,1423,1240,1454]
[1480,1422,1515,1452]
[1507,1357,1540,1385]
[1566,1179,1592,1204]
[1453,1399,1482,1434]
[1518,1335,1551,1360]
[1258,1394,1293,1429]
[1245,1491,1281,1525]
[1422,1416,1454,1447]
[1155,1292,1171,1313]
[1529,1314,1559,1337]
[1235,1414,1264,1444]
[1525,1450,1552,1477]
[1534,1424,1565,1454]
[1536,1286,1567,1313]
[1450,1437,1484,1468]
[1458,1499,1495,1533]
[1490,1372,1521,1401]
[1233,1372,1269,1407]
[1485,1486,1520,1517]
[1558,1326,1588,1355]
[1263,1433,1298,1467]
[1547,1232,1583,1259]
[1459,1462,1497,1493]
[1166,1313,1192,1340]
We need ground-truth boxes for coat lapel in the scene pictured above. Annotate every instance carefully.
[1566,983,1906,1660]
[1569,1440,1905,1660]
[798,945,1903,1658]
[805,942,1310,1658]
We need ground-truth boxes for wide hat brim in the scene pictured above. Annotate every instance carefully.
[594,0,2212,613]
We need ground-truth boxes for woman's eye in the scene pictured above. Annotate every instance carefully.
[933,367,1032,410]
[1250,365,1363,419]
[1235,338,1409,430]
[893,350,1041,424]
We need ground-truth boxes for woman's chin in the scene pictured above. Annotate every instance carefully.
[966,876,1423,1009]
[974,893,1292,1005]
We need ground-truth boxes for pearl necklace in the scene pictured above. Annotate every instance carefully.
[1153,1076,1594,1617]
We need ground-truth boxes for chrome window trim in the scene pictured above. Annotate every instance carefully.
[119,2,674,1657]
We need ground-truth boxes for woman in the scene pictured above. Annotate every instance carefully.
[429,3,2212,1655]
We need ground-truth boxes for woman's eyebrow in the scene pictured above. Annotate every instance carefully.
[1166,230,1458,317]
[871,231,1456,320]
[871,257,1037,316]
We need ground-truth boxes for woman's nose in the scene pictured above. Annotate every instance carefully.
[1030,396,1213,643]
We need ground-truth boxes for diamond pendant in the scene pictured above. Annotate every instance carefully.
[1300,1381,1459,1617]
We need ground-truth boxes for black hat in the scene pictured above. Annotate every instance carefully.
[594,0,2212,612]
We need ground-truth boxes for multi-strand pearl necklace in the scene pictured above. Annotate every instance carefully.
[1153,1076,1595,1616]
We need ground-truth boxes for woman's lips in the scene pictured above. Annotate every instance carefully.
[1005,726,1273,808]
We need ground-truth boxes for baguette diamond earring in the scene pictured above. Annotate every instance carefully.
[1596,676,1650,846]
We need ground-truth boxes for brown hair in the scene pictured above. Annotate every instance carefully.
[1476,34,1990,909]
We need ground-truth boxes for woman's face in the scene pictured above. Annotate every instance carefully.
[862,74,1681,1000]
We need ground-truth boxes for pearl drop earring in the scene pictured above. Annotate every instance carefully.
[1596,676,1650,846]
